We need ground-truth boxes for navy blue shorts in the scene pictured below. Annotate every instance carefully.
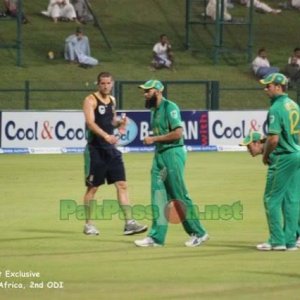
[84,145,126,187]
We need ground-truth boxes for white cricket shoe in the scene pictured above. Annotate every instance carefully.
[185,233,209,247]
[286,246,298,251]
[256,242,286,251]
[134,237,161,247]
[83,224,99,236]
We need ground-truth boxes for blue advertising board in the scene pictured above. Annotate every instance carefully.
[114,110,215,152]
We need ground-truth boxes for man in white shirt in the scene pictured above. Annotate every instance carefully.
[151,34,174,70]
[206,0,232,21]
[64,27,98,67]
[42,0,78,23]
[252,48,279,78]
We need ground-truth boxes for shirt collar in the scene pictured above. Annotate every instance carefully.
[270,93,287,105]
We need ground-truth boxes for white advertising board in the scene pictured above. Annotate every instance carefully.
[209,111,268,148]
[1,111,86,148]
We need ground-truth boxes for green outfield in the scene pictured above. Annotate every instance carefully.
[0,152,299,300]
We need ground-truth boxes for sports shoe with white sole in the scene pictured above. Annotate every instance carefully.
[134,237,162,247]
[256,242,286,251]
[83,224,99,236]
[185,233,209,247]
[287,246,298,251]
[124,220,148,235]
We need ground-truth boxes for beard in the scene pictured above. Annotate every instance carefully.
[145,94,158,109]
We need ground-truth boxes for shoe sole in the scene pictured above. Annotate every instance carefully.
[272,246,287,251]
[256,247,272,251]
[124,225,148,236]
[287,247,298,251]
[134,241,162,247]
[83,231,99,236]
[256,246,286,251]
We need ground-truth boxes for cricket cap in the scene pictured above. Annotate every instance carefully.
[139,80,164,91]
[259,73,288,85]
[239,131,265,146]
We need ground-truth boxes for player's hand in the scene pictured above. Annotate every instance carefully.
[104,134,118,145]
[118,114,128,135]
[118,116,128,128]
[143,137,155,145]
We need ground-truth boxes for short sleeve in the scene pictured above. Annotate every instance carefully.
[166,102,182,130]
[267,108,281,134]
[153,43,158,53]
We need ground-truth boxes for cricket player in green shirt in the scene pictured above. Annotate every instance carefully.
[240,130,300,249]
[257,73,300,251]
[134,80,208,247]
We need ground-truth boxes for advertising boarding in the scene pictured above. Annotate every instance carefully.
[208,111,268,151]
[0,110,268,153]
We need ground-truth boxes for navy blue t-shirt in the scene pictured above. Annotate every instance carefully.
[86,93,115,149]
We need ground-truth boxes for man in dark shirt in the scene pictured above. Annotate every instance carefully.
[82,71,147,236]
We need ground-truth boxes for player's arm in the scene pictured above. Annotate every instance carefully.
[262,134,279,165]
[83,95,115,144]
[144,127,182,145]
[110,97,127,128]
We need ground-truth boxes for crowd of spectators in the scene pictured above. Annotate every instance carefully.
[1,0,300,83]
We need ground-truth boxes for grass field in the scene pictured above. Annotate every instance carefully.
[1,2,300,298]
[1,152,299,300]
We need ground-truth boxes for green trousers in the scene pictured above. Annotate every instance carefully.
[148,147,207,245]
[264,152,300,248]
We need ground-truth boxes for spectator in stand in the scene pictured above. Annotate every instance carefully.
[151,34,174,70]
[41,0,79,23]
[288,47,300,65]
[284,48,300,87]
[227,0,235,9]
[64,27,98,67]
[251,48,280,79]
[291,0,300,9]
[3,0,28,23]
[240,0,282,14]
[278,1,300,9]
[206,0,232,21]
[71,0,93,24]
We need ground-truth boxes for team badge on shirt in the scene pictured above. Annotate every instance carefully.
[98,105,106,115]
[170,110,178,119]
[285,102,297,111]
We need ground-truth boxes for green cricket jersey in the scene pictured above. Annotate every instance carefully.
[151,97,184,152]
[268,93,300,155]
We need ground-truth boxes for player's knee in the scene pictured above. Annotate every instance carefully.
[86,186,98,198]
[115,181,127,191]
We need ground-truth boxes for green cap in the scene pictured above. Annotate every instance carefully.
[139,80,164,91]
[239,131,265,146]
[259,73,288,85]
